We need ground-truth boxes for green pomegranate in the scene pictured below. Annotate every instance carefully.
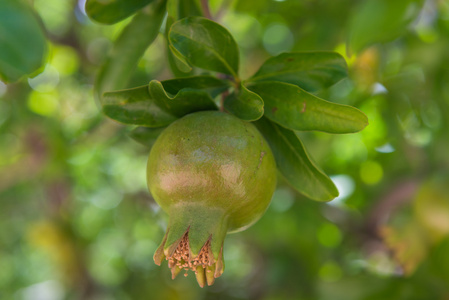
[147,111,277,287]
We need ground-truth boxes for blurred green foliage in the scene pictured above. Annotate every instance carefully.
[1,0,449,299]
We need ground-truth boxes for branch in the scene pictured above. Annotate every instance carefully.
[200,0,213,20]
[366,179,420,234]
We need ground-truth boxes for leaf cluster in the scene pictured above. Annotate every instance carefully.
[84,0,368,202]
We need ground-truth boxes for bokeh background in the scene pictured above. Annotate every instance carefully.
[1,0,449,299]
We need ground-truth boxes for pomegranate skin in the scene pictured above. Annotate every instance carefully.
[147,111,277,286]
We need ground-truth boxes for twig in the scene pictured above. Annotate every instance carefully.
[200,0,213,20]
[215,0,232,21]
[366,179,419,233]
[220,90,229,112]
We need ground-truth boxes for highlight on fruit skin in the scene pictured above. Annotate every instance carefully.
[147,111,277,287]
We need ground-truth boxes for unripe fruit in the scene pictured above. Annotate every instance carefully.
[147,111,276,287]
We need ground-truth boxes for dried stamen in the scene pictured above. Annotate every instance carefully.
[167,232,211,273]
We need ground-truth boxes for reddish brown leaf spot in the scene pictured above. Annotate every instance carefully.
[286,58,294,62]
[301,101,306,113]
[272,107,278,114]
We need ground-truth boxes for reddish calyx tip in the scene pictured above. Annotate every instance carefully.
[156,231,223,287]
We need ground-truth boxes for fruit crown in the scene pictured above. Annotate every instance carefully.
[153,204,228,287]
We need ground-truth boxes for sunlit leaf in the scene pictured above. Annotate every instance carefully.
[380,221,428,276]
[129,126,166,148]
[255,117,338,201]
[169,17,240,77]
[248,52,347,92]
[248,81,368,133]
[224,83,264,121]
[95,0,166,101]
[414,177,449,242]
[0,0,47,82]
[85,0,155,24]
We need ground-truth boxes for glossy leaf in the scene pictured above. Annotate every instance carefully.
[148,80,217,116]
[166,18,191,76]
[248,81,368,133]
[224,83,264,121]
[248,52,348,92]
[95,0,166,101]
[254,117,338,201]
[129,126,166,148]
[165,0,202,77]
[85,0,155,25]
[161,75,230,98]
[0,0,47,82]
[168,44,193,74]
[169,17,239,77]
[348,0,422,53]
[102,81,217,126]
[102,85,177,127]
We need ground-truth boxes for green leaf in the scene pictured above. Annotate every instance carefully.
[102,81,217,126]
[0,0,47,82]
[166,19,192,77]
[254,117,338,201]
[168,44,193,74]
[348,0,423,53]
[430,237,449,282]
[248,81,368,133]
[95,0,166,101]
[129,126,166,148]
[102,85,177,127]
[166,0,202,19]
[85,0,155,25]
[161,75,230,97]
[248,52,348,92]
[224,83,264,121]
[165,0,202,77]
[149,80,217,115]
[169,16,240,77]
